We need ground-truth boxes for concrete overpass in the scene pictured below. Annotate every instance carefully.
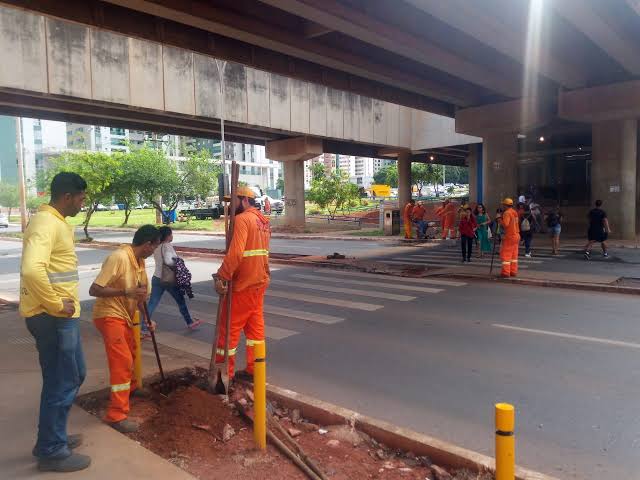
[1,0,639,237]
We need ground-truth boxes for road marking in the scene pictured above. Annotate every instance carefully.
[153,331,210,359]
[270,279,415,302]
[492,324,640,350]
[409,253,543,264]
[312,269,467,287]
[192,294,344,325]
[267,289,382,311]
[154,304,298,339]
[290,273,443,294]
[379,260,462,269]
[388,258,530,269]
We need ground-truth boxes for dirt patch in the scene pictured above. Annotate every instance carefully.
[77,369,492,480]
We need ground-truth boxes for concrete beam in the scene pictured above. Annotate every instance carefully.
[553,0,640,76]
[266,136,323,162]
[455,98,555,137]
[559,80,640,123]
[260,0,520,98]
[303,20,332,39]
[404,0,587,88]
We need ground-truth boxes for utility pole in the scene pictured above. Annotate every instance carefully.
[15,117,28,232]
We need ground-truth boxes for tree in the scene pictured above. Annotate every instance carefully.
[110,151,139,225]
[373,165,398,188]
[444,166,469,185]
[0,182,19,219]
[45,151,122,240]
[307,164,360,219]
[276,177,284,192]
[411,163,442,197]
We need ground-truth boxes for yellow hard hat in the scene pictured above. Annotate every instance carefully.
[502,197,514,206]
[236,186,256,198]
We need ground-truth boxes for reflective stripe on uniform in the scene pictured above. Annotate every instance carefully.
[511,260,518,264]
[216,347,237,356]
[243,249,269,257]
[246,339,265,347]
[47,270,79,283]
[502,262,511,265]
[111,382,131,392]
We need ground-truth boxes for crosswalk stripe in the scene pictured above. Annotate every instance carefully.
[290,273,443,294]
[191,294,344,325]
[388,257,530,269]
[270,279,416,302]
[312,269,467,287]
[153,331,210,359]
[267,289,383,311]
[408,253,543,264]
[153,304,298,339]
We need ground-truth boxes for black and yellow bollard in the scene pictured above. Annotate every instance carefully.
[495,403,515,480]
[133,311,143,388]
[253,341,267,450]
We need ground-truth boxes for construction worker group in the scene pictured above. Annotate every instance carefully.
[20,173,269,473]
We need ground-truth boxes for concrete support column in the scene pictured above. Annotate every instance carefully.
[283,160,306,228]
[482,134,518,212]
[397,151,411,207]
[467,144,483,205]
[592,119,637,240]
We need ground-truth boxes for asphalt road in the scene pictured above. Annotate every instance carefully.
[2,239,640,478]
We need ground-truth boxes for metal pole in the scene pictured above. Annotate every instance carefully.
[216,60,228,196]
[15,118,28,232]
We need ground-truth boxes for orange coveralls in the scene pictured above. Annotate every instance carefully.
[403,203,414,239]
[436,203,457,239]
[499,208,521,277]
[216,207,271,378]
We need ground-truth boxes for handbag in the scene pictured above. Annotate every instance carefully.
[160,244,176,286]
[487,226,493,239]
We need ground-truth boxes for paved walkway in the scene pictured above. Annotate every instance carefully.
[0,302,202,479]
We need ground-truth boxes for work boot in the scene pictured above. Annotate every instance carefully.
[234,370,254,383]
[109,419,139,433]
[32,434,83,457]
[37,453,91,472]
[130,388,150,399]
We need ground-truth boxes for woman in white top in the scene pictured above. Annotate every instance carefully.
[145,227,201,335]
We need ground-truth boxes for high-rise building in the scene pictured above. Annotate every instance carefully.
[0,115,17,184]
[303,154,394,189]
[0,117,46,193]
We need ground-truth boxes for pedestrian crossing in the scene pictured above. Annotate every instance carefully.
[148,268,468,354]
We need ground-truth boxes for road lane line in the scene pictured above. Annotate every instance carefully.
[492,324,640,349]
[290,273,443,294]
[267,289,382,311]
[192,294,344,325]
[270,279,415,301]
[312,269,467,287]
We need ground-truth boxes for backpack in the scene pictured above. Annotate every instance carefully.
[521,217,531,232]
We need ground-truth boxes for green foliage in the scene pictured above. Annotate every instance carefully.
[372,165,398,188]
[276,177,284,192]
[444,166,469,184]
[0,183,19,217]
[306,165,361,218]
[411,163,442,196]
[27,195,48,211]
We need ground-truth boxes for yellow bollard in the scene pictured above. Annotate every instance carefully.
[133,311,143,389]
[253,341,267,450]
[495,403,515,480]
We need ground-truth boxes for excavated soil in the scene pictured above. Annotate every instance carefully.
[77,369,492,480]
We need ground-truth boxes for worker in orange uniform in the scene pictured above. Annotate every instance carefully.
[497,198,521,278]
[213,186,271,386]
[403,199,415,239]
[89,225,161,433]
[412,200,427,239]
[436,199,457,239]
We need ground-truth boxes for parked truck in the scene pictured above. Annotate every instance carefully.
[179,196,222,220]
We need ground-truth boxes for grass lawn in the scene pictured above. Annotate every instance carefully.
[345,229,385,237]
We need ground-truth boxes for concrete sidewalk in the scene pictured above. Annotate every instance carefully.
[0,302,203,479]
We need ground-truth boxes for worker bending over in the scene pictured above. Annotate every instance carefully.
[89,225,160,433]
[402,199,415,239]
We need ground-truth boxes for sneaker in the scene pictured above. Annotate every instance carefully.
[33,434,83,457]
[525,253,532,258]
[234,370,254,383]
[584,251,591,260]
[188,319,203,331]
[38,453,91,472]
[109,419,139,433]
[603,252,609,258]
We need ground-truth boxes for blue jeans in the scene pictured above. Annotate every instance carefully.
[26,314,86,459]
[415,220,427,238]
[146,276,193,329]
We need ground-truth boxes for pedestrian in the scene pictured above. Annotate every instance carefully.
[546,205,563,255]
[584,199,611,260]
[458,207,477,262]
[264,196,271,215]
[21,172,91,472]
[412,200,427,239]
[213,186,271,388]
[89,225,161,433]
[497,198,521,278]
[521,206,534,257]
[402,199,415,239]
[474,203,492,258]
[146,226,202,334]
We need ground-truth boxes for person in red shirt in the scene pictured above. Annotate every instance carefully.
[412,201,427,239]
[458,207,477,262]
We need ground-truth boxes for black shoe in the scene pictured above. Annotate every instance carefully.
[109,419,139,433]
[234,370,254,383]
[33,434,83,457]
[37,453,91,472]
[467,258,471,263]
[130,388,150,399]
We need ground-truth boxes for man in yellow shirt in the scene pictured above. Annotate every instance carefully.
[89,225,160,433]
[21,172,91,472]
